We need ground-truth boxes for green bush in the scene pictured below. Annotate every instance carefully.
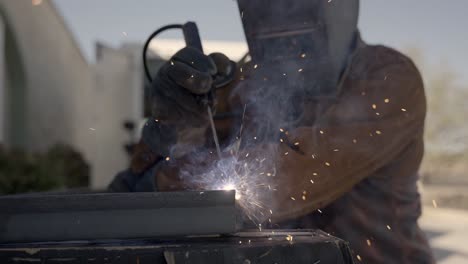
[0,144,89,195]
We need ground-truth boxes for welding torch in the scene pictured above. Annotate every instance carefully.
[143,22,233,159]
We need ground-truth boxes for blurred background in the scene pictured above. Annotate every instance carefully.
[0,0,466,262]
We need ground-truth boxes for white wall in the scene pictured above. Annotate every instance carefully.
[0,0,146,189]
[0,0,99,183]
[0,0,94,151]
[91,44,140,188]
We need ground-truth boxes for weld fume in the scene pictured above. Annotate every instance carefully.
[176,0,360,225]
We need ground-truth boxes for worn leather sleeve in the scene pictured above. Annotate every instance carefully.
[248,52,426,223]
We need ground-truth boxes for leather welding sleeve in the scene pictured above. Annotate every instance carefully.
[249,59,426,223]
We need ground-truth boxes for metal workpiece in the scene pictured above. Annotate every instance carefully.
[0,191,237,243]
[0,230,354,264]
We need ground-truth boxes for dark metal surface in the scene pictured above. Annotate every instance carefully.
[0,230,354,264]
[0,191,236,243]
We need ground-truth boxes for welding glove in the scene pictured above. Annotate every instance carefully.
[143,47,235,159]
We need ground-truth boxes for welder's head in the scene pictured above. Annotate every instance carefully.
[237,0,359,96]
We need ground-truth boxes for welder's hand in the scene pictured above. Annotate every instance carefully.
[145,47,235,158]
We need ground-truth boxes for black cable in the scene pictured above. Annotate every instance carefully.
[142,24,183,83]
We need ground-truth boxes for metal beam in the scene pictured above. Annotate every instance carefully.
[0,230,353,264]
[0,191,236,243]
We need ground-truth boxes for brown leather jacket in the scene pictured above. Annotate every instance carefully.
[115,41,434,263]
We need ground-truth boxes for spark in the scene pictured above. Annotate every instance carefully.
[376,112,380,116]
[366,239,372,246]
[301,53,306,58]
[280,138,284,143]
[190,155,274,224]
[284,152,289,156]
[313,172,318,176]
[294,142,300,146]
[286,234,293,242]
[319,130,324,134]
[384,98,390,103]
[372,104,377,110]
[401,108,407,112]
[386,225,392,230]
[302,195,306,200]
[376,130,382,135]
[170,61,174,66]
[279,128,284,132]
[357,255,362,261]
[165,157,171,161]
[317,209,323,214]
[226,181,245,199]
[310,180,314,184]
[298,68,303,72]
[254,64,258,69]
[325,162,331,166]
[291,197,296,201]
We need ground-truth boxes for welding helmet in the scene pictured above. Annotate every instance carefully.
[237,0,360,97]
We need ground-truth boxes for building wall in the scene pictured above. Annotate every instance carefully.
[0,0,99,183]
[91,44,141,188]
[0,0,146,189]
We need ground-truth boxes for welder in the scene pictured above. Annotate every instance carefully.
[109,0,434,263]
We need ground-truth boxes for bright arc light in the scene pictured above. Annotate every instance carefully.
[222,184,242,200]
[222,184,236,191]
